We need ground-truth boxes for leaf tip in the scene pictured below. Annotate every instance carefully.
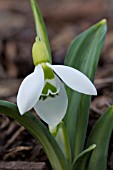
[99,19,107,26]
[91,144,96,149]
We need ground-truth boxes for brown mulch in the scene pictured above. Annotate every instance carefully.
[0,162,47,170]
[0,0,113,169]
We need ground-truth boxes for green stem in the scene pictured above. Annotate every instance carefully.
[30,0,52,62]
[50,121,72,166]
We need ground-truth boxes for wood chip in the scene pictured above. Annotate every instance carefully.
[0,161,47,170]
[5,126,25,149]
[3,146,32,160]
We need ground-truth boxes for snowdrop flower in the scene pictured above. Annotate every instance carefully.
[17,37,97,127]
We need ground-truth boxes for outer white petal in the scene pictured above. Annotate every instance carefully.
[17,64,44,115]
[47,63,97,95]
[34,76,68,127]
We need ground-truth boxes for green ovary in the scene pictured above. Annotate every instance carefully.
[32,38,51,66]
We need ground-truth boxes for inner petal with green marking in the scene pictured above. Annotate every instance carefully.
[41,63,60,97]
[42,82,57,95]
[41,63,54,80]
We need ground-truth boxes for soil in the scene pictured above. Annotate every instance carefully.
[0,0,113,169]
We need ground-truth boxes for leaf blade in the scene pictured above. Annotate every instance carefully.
[64,19,107,159]
[72,144,96,170]
[0,100,70,170]
[86,106,113,170]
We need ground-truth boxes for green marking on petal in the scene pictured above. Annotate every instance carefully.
[41,63,54,80]
[42,82,57,95]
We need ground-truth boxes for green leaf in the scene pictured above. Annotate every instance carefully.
[0,100,70,170]
[72,144,96,170]
[30,0,51,62]
[64,19,107,159]
[86,106,113,170]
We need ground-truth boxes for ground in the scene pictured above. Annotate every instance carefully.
[0,0,113,169]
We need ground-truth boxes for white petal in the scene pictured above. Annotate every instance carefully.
[17,64,44,115]
[47,63,97,95]
[34,76,68,127]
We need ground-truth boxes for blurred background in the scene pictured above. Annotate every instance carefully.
[0,0,113,169]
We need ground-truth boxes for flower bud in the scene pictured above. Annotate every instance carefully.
[32,37,51,66]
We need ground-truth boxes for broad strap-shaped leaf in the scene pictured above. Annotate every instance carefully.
[64,19,107,159]
[72,144,96,170]
[30,0,51,62]
[0,100,70,170]
[86,106,113,170]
